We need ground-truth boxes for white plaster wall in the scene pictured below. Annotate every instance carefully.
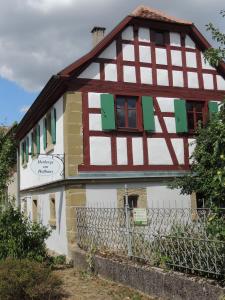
[122,26,134,40]
[86,184,117,208]
[104,63,117,81]
[172,70,184,87]
[88,92,103,108]
[201,53,215,70]
[90,136,112,165]
[20,98,64,190]
[164,117,176,133]
[154,116,162,133]
[155,48,167,65]
[123,66,136,83]
[187,72,199,88]
[185,35,195,49]
[122,44,135,61]
[171,139,184,165]
[85,183,192,210]
[185,52,197,68]
[170,32,181,46]
[140,67,152,84]
[157,97,175,112]
[23,187,68,255]
[203,74,214,90]
[148,138,173,165]
[89,114,102,131]
[132,137,144,165]
[147,184,191,209]
[217,75,225,90]
[78,63,100,80]
[116,137,128,165]
[139,46,151,63]
[98,41,117,59]
[157,69,169,86]
[171,50,182,66]
[138,27,150,42]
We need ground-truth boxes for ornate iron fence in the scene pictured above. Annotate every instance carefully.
[75,207,225,278]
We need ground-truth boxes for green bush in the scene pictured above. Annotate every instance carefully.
[0,258,63,300]
[0,205,51,262]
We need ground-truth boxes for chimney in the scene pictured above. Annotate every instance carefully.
[91,26,106,47]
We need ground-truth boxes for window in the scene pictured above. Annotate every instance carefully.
[21,136,29,166]
[43,108,56,151]
[32,199,38,222]
[116,96,138,129]
[124,195,138,209]
[186,101,205,132]
[154,31,165,46]
[31,129,37,157]
[49,194,56,228]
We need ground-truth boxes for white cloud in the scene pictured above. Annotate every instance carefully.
[0,0,223,92]
[20,105,30,113]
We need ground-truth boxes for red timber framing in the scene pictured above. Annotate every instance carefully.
[16,10,225,144]
[79,90,214,172]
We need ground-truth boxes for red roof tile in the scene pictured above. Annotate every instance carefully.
[131,5,192,25]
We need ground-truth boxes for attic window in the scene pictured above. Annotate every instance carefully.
[154,31,165,46]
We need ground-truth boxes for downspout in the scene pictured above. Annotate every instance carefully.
[16,146,21,209]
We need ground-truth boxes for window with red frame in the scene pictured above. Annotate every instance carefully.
[116,96,138,129]
[186,101,205,132]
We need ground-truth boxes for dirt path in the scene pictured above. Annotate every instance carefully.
[56,267,159,300]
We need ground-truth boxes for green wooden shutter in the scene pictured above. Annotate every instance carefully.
[142,96,155,131]
[51,108,56,144]
[43,118,47,150]
[174,99,188,133]
[208,101,219,119]
[36,125,40,155]
[26,136,29,163]
[101,94,116,130]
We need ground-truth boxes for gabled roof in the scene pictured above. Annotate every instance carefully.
[130,5,192,25]
[16,5,225,140]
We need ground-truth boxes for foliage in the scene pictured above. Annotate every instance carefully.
[0,124,17,193]
[170,105,225,207]
[204,10,225,66]
[52,255,67,265]
[0,258,63,300]
[0,205,51,262]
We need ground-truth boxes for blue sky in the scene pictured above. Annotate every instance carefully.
[0,78,37,125]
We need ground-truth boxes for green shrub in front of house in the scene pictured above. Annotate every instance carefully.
[0,205,51,262]
[0,258,63,300]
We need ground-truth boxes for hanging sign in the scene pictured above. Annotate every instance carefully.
[133,208,147,226]
[30,155,63,177]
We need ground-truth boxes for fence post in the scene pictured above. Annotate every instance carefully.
[125,184,132,258]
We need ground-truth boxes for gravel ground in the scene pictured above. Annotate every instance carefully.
[55,267,160,300]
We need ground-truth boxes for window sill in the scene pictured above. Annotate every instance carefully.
[117,128,142,133]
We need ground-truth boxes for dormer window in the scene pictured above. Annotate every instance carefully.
[154,31,165,46]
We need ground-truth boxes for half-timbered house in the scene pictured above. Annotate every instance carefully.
[16,6,225,256]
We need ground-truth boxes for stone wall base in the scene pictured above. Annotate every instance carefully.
[73,248,225,300]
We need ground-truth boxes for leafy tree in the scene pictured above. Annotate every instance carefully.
[204,10,225,66]
[0,124,17,193]
[171,12,225,207]
[171,107,225,207]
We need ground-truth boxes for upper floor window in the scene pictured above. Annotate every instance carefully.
[116,96,138,129]
[43,108,56,152]
[186,101,205,132]
[154,31,165,46]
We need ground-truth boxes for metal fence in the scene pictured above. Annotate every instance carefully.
[75,207,225,279]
